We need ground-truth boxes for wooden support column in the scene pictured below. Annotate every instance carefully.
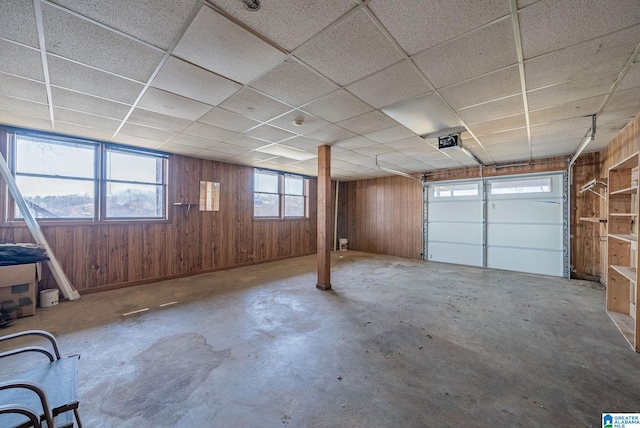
[317,145,331,290]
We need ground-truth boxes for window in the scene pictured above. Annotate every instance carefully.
[3,127,168,221]
[432,183,479,198]
[254,169,308,218]
[490,178,552,195]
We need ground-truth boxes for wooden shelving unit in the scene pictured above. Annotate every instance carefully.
[607,153,640,351]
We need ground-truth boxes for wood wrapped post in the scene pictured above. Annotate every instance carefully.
[317,145,331,290]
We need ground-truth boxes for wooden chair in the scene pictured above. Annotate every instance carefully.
[0,330,81,428]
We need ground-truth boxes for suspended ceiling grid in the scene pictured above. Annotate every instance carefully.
[0,0,639,180]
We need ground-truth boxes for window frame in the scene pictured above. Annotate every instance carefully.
[1,126,169,224]
[253,168,309,219]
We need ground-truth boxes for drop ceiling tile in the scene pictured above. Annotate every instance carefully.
[467,114,527,136]
[228,152,279,163]
[517,0,540,8]
[0,40,44,81]
[49,0,199,50]
[127,108,192,132]
[527,69,620,111]
[197,107,260,132]
[0,73,47,104]
[531,128,586,145]
[250,59,338,107]
[194,149,235,161]
[369,0,510,55]
[53,107,121,132]
[157,142,203,156]
[412,18,517,88]
[0,110,52,131]
[182,121,237,141]
[151,56,241,106]
[280,136,326,150]
[597,118,631,136]
[353,144,395,156]
[524,25,640,89]
[528,95,605,125]
[168,134,219,149]
[301,89,372,123]
[384,136,430,151]
[363,125,415,143]
[50,87,130,119]
[267,110,330,134]
[294,10,403,85]
[604,86,640,112]
[111,133,164,149]
[208,0,355,51]
[120,122,176,142]
[245,124,296,143]
[529,117,592,136]
[54,122,113,141]
[333,149,372,162]
[382,93,462,135]
[138,87,213,120]
[305,124,356,143]
[209,142,254,155]
[41,3,164,82]
[456,94,524,125]
[173,7,285,84]
[0,0,39,48]
[519,0,640,59]
[439,66,521,110]
[0,96,49,120]
[346,60,432,109]
[224,134,272,150]
[619,62,640,91]
[479,128,529,146]
[337,111,397,135]
[334,136,377,150]
[598,106,639,124]
[219,88,291,122]
[47,55,144,104]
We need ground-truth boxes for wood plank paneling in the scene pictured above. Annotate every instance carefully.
[0,154,317,293]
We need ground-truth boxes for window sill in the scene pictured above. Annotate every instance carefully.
[1,218,171,227]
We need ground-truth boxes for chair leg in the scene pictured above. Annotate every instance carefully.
[74,408,83,428]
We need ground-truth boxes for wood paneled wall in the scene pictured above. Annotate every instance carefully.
[337,176,423,259]
[0,154,317,293]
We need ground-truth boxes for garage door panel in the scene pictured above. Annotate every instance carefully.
[427,242,483,267]
[487,247,564,276]
[428,222,483,245]
[429,201,483,222]
[487,223,563,249]
[488,199,563,223]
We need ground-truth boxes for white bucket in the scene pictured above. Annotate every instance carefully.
[40,289,59,308]
[339,238,348,251]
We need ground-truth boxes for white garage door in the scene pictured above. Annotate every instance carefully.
[424,173,567,277]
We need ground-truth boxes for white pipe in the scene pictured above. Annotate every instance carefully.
[333,180,339,251]
[0,153,80,300]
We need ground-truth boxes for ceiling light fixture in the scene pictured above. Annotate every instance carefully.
[293,118,304,126]
[241,0,261,11]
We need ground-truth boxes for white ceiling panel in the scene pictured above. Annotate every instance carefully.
[412,18,517,88]
[0,73,47,104]
[173,6,286,84]
[197,107,260,132]
[157,142,202,156]
[50,86,130,120]
[294,10,403,85]
[597,118,632,136]
[529,95,605,125]
[519,0,640,59]
[346,60,432,108]
[334,136,377,150]
[0,110,52,131]
[337,111,397,135]
[618,62,640,91]
[224,134,273,150]
[530,116,592,136]
[467,114,527,136]
[527,69,621,111]
[267,109,329,134]
[369,0,510,55]
[168,134,220,149]
[0,0,39,48]
[47,55,144,104]
[478,128,529,146]
[0,95,49,120]
[54,122,113,141]
[111,133,164,149]
[598,106,639,124]
[279,136,326,150]
[207,0,356,51]
[193,149,235,160]
[364,125,415,143]
[604,86,640,112]
[127,108,192,132]
[137,87,213,120]
[305,124,356,143]
[531,128,586,146]
[353,143,395,157]
[250,59,337,107]
[151,56,242,106]
[53,107,121,132]
[0,40,44,81]
[41,3,164,82]
[120,122,176,142]
[49,0,200,50]
[218,88,291,122]
[182,121,237,141]
[245,124,296,143]
[456,94,525,125]
[517,0,540,9]
[383,136,428,151]
[301,89,372,123]
[524,25,640,90]
[439,66,521,110]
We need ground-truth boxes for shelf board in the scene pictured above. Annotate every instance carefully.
[580,178,608,192]
[610,213,638,217]
[609,234,638,243]
[607,311,636,350]
[579,217,607,223]
[611,265,637,282]
[610,186,638,195]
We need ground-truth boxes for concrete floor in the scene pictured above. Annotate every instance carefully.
[1,251,639,427]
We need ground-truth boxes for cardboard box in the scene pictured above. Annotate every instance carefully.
[0,262,41,318]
